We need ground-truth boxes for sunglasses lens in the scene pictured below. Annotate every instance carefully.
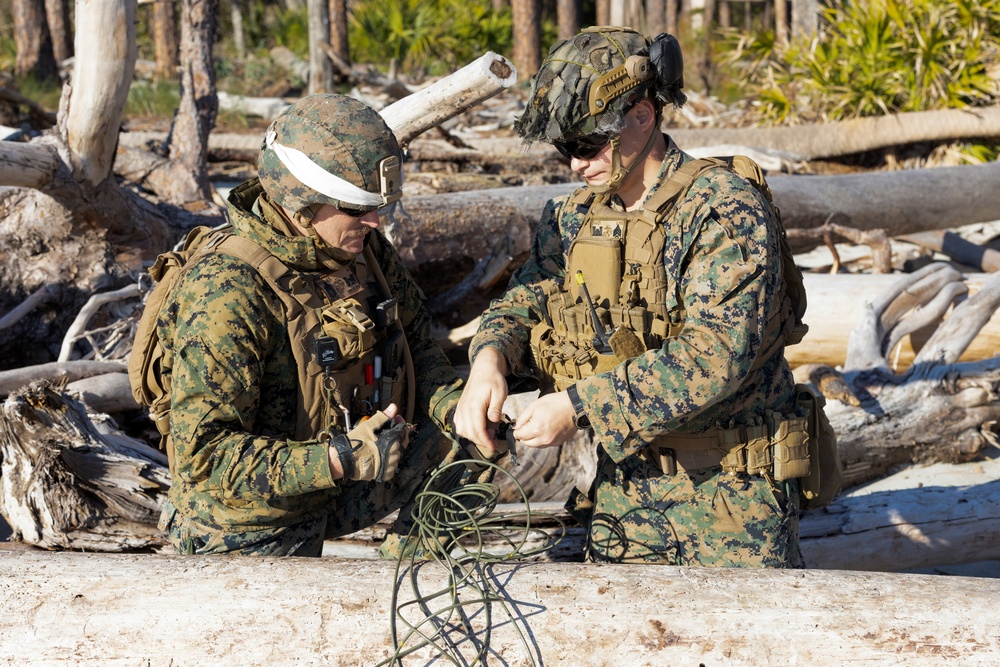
[337,204,379,217]
[554,134,610,160]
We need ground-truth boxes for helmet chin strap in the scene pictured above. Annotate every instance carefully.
[588,125,659,195]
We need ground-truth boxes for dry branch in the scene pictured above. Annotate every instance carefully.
[808,264,1000,488]
[787,272,1000,371]
[379,52,516,146]
[0,285,59,331]
[57,284,139,362]
[0,360,127,397]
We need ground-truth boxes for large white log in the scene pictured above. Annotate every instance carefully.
[0,141,59,189]
[388,161,1000,266]
[0,550,997,665]
[380,52,516,145]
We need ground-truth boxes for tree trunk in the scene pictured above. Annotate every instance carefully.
[774,0,788,43]
[307,0,332,94]
[511,0,541,81]
[152,0,179,79]
[328,0,349,68]
[164,0,218,206]
[1,551,998,665]
[12,0,57,80]
[557,0,579,41]
[42,0,71,65]
[790,0,817,38]
[230,0,246,61]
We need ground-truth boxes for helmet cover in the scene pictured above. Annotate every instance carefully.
[258,94,402,215]
[514,27,686,144]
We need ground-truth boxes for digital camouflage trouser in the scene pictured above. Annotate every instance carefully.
[585,448,803,567]
[162,418,453,557]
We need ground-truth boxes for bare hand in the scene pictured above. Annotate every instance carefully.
[512,391,577,449]
[453,347,510,456]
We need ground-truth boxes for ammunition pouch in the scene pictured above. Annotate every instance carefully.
[795,384,843,510]
[643,384,842,508]
[644,408,810,481]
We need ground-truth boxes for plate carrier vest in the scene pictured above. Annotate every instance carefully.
[129,226,415,470]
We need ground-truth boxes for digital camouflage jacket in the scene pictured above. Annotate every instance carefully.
[470,138,797,464]
[159,178,463,530]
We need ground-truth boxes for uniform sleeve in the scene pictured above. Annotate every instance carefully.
[574,173,780,462]
[468,196,570,377]
[369,232,464,430]
[164,255,337,502]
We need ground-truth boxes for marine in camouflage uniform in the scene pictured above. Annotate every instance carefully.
[455,27,803,567]
[156,95,463,556]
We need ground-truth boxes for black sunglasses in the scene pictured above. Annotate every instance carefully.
[553,133,611,161]
[336,203,382,217]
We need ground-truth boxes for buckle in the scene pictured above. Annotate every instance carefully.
[657,447,677,476]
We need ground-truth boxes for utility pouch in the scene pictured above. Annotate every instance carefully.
[567,236,622,308]
[795,384,844,509]
[767,409,811,482]
[320,297,376,365]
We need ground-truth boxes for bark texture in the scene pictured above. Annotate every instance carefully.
[12,0,57,80]
[151,0,179,79]
[165,0,219,205]
[511,0,541,80]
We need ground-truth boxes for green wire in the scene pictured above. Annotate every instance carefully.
[377,458,566,666]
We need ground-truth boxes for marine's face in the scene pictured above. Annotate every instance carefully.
[567,101,654,190]
[309,204,381,254]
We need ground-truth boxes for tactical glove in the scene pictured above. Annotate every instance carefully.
[331,412,410,482]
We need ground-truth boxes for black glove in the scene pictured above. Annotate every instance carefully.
[331,413,409,482]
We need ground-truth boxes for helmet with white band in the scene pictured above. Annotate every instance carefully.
[258,94,403,216]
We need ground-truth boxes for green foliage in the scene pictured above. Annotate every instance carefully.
[268,6,310,57]
[126,80,180,118]
[721,0,1000,123]
[348,0,527,76]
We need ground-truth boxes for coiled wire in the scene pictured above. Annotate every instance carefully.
[378,458,565,666]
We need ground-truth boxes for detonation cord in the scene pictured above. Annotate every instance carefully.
[377,458,566,666]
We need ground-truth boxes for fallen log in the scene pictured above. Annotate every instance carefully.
[801,263,1000,488]
[669,104,1000,161]
[3,374,999,576]
[788,272,1000,370]
[0,550,997,666]
[386,160,1000,267]
[0,360,127,397]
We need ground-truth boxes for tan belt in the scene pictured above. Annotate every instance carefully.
[644,423,772,476]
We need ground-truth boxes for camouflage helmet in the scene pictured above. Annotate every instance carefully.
[514,27,686,144]
[258,94,403,215]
